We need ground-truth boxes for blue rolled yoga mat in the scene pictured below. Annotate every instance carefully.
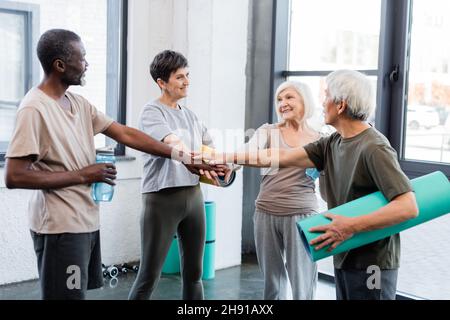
[297,171,450,262]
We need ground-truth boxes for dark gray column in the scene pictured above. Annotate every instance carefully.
[242,0,275,253]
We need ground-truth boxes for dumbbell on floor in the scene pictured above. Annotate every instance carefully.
[121,263,139,273]
[102,263,119,278]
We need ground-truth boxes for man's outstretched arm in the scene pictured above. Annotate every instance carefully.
[103,122,175,159]
[201,147,316,169]
[103,122,224,176]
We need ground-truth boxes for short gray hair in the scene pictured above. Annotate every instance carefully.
[325,70,374,121]
[37,29,81,75]
[274,81,315,122]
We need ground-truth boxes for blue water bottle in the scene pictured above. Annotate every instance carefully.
[92,148,116,202]
[305,168,320,181]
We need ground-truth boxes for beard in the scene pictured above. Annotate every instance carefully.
[80,74,87,87]
[61,71,86,87]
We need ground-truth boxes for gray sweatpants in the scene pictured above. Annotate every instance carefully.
[254,210,318,300]
[128,185,205,300]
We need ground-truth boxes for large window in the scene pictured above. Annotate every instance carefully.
[0,1,39,161]
[403,0,450,164]
[273,0,450,299]
[0,0,127,161]
[282,0,381,128]
[0,11,25,156]
[379,0,450,177]
[385,0,450,299]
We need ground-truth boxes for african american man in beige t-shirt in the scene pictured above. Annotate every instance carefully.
[4,29,219,300]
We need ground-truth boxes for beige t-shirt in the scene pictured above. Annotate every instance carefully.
[251,124,318,216]
[6,87,114,234]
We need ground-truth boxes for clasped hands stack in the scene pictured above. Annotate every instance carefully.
[178,145,233,187]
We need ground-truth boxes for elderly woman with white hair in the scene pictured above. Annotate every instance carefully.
[247,81,320,300]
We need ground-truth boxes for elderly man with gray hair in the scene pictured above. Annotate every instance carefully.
[200,70,418,300]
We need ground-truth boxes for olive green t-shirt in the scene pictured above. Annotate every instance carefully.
[304,127,412,270]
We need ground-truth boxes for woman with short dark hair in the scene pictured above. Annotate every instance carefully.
[128,50,229,300]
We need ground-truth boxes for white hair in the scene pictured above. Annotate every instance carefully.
[274,81,315,123]
[325,70,374,121]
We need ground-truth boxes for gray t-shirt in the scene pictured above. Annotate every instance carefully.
[304,127,412,270]
[139,100,214,193]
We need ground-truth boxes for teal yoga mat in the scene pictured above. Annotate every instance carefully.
[162,235,180,275]
[162,202,217,277]
[297,171,450,262]
[203,201,216,280]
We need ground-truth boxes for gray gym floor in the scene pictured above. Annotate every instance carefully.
[0,254,336,300]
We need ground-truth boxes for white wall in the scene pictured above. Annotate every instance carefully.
[126,0,248,271]
[0,0,248,285]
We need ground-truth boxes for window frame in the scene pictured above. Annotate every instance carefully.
[106,0,128,156]
[0,0,40,162]
[381,0,450,178]
[0,0,128,162]
[272,0,380,126]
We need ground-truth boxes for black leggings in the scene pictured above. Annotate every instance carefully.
[128,185,205,300]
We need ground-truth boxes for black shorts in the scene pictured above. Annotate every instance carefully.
[30,230,104,300]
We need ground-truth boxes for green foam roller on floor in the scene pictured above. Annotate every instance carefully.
[162,235,180,275]
[297,171,450,262]
[203,201,216,280]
